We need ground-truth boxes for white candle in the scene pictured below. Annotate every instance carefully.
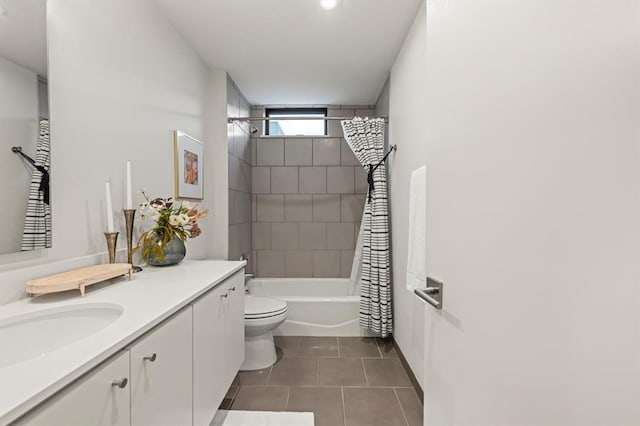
[105,181,115,233]
[126,161,133,209]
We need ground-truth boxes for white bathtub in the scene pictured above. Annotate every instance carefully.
[247,278,371,337]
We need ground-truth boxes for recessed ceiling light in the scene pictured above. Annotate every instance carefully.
[320,0,341,11]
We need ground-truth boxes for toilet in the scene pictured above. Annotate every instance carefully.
[241,295,288,371]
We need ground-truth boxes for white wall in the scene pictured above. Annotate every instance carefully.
[0,57,39,254]
[381,2,427,387]
[423,1,640,424]
[0,0,229,303]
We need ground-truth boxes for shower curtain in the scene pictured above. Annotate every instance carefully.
[341,117,392,337]
[21,119,51,251]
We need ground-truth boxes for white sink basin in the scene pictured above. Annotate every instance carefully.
[0,303,123,368]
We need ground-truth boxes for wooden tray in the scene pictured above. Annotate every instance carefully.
[26,263,133,297]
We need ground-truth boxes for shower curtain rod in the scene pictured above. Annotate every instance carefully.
[227,116,388,123]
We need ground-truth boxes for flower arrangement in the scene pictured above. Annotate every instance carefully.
[136,189,208,262]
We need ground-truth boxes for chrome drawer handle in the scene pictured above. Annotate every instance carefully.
[229,286,236,292]
[143,353,157,362]
[220,292,228,298]
[111,378,128,389]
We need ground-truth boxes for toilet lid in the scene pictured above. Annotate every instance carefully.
[245,296,287,319]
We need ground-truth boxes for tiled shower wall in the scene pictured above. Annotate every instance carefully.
[250,105,375,278]
[227,78,252,271]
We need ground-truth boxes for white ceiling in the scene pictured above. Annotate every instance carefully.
[0,0,47,76]
[154,0,422,105]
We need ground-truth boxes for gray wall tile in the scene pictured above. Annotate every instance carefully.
[251,138,258,166]
[285,138,312,166]
[252,167,271,194]
[249,105,383,277]
[240,159,251,193]
[257,250,285,277]
[228,224,241,260]
[257,138,284,166]
[271,223,299,250]
[252,222,271,250]
[341,194,365,222]
[299,167,327,193]
[285,250,313,277]
[256,194,284,222]
[340,139,360,166]
[355,108,375,118]
[271,167,299,194]
[313,251,341,278]
[327,223,355,250]
[235,191,252,224]
[328,108,351,137]
[228,82,253,264]
[313,138,341,165]
[341,250,355,278]
[355,166,368,193]
[299,223,326,250]
[228,155,242,191]
[228,189,239,225]
[239,222,252,260]
[285,194,313,222]
[252,195,257,222]
[250,250,257,274]
[327,166,355,194]
[313,194,341,222]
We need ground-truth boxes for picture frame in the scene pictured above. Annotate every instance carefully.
[174,130,204,200]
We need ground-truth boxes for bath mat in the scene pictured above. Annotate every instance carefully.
[211,410,314,426]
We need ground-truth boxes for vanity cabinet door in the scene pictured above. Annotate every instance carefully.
[224,271,245,384]
[16,351,131,426]
[192,277,233,426]
[129,307,192,426]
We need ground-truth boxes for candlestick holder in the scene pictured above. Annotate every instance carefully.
[104,232,119,264]
[123,209,143,273]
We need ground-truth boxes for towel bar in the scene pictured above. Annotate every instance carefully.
[415,277,443,310]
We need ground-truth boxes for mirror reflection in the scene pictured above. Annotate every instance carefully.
[0,0,50,254]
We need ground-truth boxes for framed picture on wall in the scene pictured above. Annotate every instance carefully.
[174,130,204,200]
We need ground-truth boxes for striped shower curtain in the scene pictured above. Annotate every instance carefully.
[341,117,392,337]
[21,119,51,250]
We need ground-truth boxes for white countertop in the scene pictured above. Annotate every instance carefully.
[0,260,245,425]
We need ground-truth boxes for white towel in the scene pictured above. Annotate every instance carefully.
[406,165,426,291]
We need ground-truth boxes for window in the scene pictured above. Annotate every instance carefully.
[265,108,327,136]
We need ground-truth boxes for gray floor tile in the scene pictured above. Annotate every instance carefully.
[298,336,339,357]
[343,387,407,426]
[318,358,367,386]
[339,337,382,357]
[231,386,289,411]
[395,388,423,426]
[232,366,272,386]
[363,358,412,387]
[274,335,301,357]
[287,386,345,426]
[219,386,238,409]
[376,338,399,358]
[268,357,318,385]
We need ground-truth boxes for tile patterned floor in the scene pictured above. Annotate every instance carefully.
[221,337,423,426]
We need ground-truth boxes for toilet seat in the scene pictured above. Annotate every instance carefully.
[245,296,287,320]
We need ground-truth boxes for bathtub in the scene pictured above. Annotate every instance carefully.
[247,278,371,337]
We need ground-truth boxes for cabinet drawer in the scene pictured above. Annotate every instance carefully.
[129,307,192,426]
[16,351,131,426]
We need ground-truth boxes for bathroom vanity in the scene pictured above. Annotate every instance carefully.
[0,260,245,426]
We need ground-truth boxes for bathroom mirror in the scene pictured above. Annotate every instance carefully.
[0,0,50,255]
